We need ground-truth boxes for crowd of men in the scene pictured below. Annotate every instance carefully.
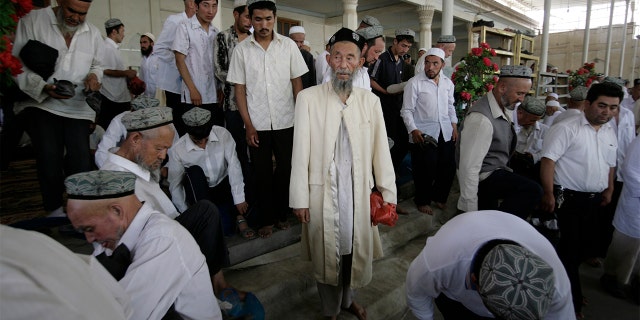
[2,0,640,319]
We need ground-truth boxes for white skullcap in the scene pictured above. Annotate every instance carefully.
[142,32,155,42]
[546,100,561,108]
[289,26,305,35]
[425,48,445,60]
[547,92,559,99]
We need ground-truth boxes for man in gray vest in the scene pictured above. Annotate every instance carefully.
[456,65,542,219]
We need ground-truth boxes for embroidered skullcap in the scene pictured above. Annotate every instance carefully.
[569,86,588,101]
[130,96,160,111]
[289,26,305,35]
[360,15,380,27]
[122,107,173,132]
[356,25,384,41]
[546,92,558,99]
[437,35,456,43]
[182,107,211,127]
[478,244,555,320]
[233,0,247,7]
[247,0,275,7]
[142,32,155,43]
[519,96,545,116]
[328,28,365,51]
[395,28,416,38]
[65,170,136,200]
[603,76,626,89]
[105,18,123,29]
[499,65,532,79]
[425,48,445,61]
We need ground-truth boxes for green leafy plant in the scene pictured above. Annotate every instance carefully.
[451,42,499,121]
[0,0,33,89]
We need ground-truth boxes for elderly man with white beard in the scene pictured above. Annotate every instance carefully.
[290,28,397,320]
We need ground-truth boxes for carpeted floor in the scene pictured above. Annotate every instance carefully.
[0,159,46,225]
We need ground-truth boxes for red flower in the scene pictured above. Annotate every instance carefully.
[493,76,499,83]
[586,78,593,87]
[490,49,496,56]
[486,84,494,91]
[566,69,572,73]
[471,48,483,56]
[0,51,23,76]
[480,42,490,49]
[482,57,492,67]
[493,63,499,71]
[451,72,456,80]
[461,91,472,101]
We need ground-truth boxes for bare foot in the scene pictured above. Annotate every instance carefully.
[417,205,433,215]
[346,301,367,320]
[258,225,274,238]
[434,202,447,210]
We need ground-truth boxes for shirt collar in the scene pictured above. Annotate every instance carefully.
[106,152,152,182]
[118,202,154,253]
[250,31,282,46]
[488,91,512,123]
[105,37,119,49]
[184,129,219,151]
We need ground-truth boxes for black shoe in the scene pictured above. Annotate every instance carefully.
[600,274,627,299]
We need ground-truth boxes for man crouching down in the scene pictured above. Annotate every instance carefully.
[290,27,397,320]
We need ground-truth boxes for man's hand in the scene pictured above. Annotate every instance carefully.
[189,87,202,106]
[84,73,101,92]
[451,128,458,142]
[600,188,613,206]
[236,202,248,215]
[541,192,555,213]
[411,130,424,144]
[293,208,310,223]
[246,125,259,147]
[123,69,137,79]
[43,84,72,99]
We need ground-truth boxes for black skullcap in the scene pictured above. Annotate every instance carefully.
[328,28,365,51]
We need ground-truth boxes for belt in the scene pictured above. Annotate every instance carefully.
[553,185,600,199]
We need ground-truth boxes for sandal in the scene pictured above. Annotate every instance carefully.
[237,217,256,240]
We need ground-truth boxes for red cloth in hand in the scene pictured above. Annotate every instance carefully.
[370,191,398,227]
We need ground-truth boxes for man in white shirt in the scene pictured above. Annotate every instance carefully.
[552,86,587,125]
[227,0,308,238]
[146,0,196,123]
[511,96,548,182]
[138,32,156,98]
[12,0,103,218]
[406,210,574,320]
[434,35,457,78]
[540,82,623,318]
[601,135,640,299]
[0,225,132,320]
[101,107,244,305]
[456,65,542,220]
[99,18,136,130]
[543,100,563,127]
[168,107,254,239]
[65,170,221,320]
[401,48,457,214]
[291,28,397,320]
[315,39,330,85]
[173,0,221,135]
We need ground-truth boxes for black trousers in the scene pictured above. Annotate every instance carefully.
[174,199,229,276]
[97,96,130,130]
[477,169,542,220]
[381,103,408,172]
[554,188,602,313]
[24,108,91,211]
[251,127,293,227]
[165,91,184,137]
[409,132,456,206]
[435,293,493,320]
